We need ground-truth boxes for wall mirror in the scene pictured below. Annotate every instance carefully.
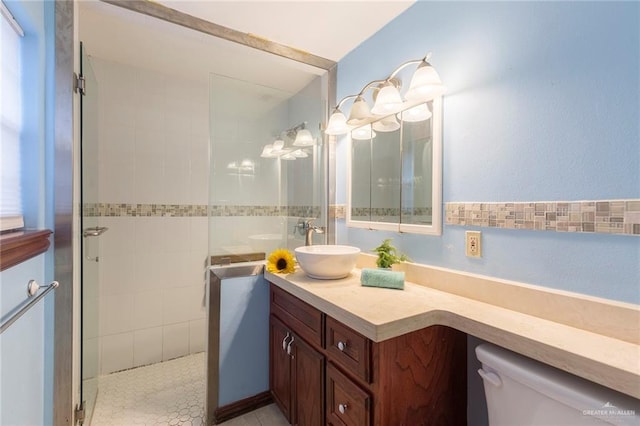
[347,97,442,235]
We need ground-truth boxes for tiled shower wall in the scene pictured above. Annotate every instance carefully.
[88,57,210,375]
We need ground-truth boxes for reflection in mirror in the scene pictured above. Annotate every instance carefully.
[401,102,433,226]
[371,124,401,223]
[347,98,442,235]
[351,134,372,222]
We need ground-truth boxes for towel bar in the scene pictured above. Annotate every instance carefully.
[0,280,59,335]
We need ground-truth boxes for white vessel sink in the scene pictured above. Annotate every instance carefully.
[295,245,361,280]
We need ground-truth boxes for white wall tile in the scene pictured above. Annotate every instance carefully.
[162,323,189,361]
[133,291,163,330]
[93,60,213,370]
[99,217,136,258]
[184,253,207,291]
[162,217,191,254]
[162,285,205,325]
[100,251,137,296]
[162,251,192,289]
[133,327,163,367]
[164,103,191,135]
[100,122,135,158]
[99,157,136,203]
[82,337,99,380]
[101,293,134,336]
[189,217,209,256]
[134,250,168,292]
[134,217,165,255]
[101,332,134,374]
[164,131,191,171]
[135,165,164,204]
[189,319,206,354]
[163,166,191,205]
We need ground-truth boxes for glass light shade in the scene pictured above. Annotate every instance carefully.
[351,124,376,141]
[292,149,308,158]
[293,129,314,146]
[272,139,285,151]
[325,110,349,135]
[371,83,403,115]
[405,62,445,101]
[398,103,432,122]
[346,96,372,126]
[261,144,279,158]
[372,114,400,132]
[280,153,296,161]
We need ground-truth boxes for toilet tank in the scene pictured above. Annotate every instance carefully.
[476,343,640,426]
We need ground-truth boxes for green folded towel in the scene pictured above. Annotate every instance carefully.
[360,268,405,290]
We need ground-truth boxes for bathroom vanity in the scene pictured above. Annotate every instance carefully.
[268,283,466,426]
[266,255,640,425]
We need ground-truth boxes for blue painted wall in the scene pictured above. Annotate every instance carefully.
[336,1,640,303]
[218,275,270,406]
[0,1,55,424]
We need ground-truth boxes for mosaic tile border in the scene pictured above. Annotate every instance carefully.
[350,207,433,218]
[83,203,321,218]
[445,199,640,236]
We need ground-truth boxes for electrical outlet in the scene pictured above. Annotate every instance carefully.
[465,231,482,258]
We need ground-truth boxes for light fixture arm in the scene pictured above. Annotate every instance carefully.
[388,52,432,80]
[284,121,307,139]
[334,94,359,111]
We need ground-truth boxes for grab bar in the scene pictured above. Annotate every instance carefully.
[0,280,59,335]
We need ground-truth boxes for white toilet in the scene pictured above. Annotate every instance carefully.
[476,343,640,426]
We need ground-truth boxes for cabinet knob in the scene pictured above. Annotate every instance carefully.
[337,341,346,351]
[338,403,348,414]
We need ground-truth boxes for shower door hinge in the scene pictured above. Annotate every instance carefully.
[74,73,86,95]
[75,401,86,425]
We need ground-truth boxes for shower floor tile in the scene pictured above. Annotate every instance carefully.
[91,353,206,426]
[89,352,288,426]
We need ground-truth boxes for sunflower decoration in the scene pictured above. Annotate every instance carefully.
[266,248,296,274]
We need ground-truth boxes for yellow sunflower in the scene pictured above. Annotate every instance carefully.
[266,249,296,274]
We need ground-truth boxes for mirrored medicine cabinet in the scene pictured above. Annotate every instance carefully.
[347,98,442,235]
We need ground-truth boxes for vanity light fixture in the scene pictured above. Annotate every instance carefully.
[260,122,316,161]
[293,129,314,146]
[399,103,432,122]
[325,52,444,136]
[372,114,401,132]
[370,81,403,115]
[351,124,376,141]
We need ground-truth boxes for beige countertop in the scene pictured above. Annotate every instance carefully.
[265,262,640,400]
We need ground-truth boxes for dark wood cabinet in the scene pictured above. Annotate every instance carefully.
[292,332,324,426]
[270,316,293,421]
[269,296,324,426]
[269,283,466,426]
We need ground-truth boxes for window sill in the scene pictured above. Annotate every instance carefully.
[0,229,53,272]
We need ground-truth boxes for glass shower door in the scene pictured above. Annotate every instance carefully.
[80,43,102,425]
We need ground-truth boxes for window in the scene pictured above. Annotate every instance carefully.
[0,1,24,232]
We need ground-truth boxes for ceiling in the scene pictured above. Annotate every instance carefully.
[78,0,415,94]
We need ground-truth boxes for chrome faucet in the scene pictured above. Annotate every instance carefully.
[296,218,325,246]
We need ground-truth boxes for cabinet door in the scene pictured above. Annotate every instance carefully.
[292,335,324,426]
[270,316,292,422]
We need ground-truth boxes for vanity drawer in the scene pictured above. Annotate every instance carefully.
[270,284,323,348]
[326,362,371,426]
[325,316,371,383]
